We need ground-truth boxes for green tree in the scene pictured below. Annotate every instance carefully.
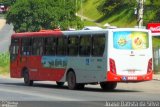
[6,0,83,32]
[0,0,16,6]
[97,0,123,15]
[97,0,136,15]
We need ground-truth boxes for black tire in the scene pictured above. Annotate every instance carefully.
[56,82,65,87]
[24,70,33,86]
[77,84,85,90]
[100,82,117,91]
[67,71,78,90]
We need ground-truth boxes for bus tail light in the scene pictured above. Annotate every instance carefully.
[147,58,152,73]
[109,58,116,74]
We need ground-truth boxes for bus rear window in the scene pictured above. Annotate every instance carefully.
[113,31,149,50]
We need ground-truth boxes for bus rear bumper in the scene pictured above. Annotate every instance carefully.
[106,71,153,82]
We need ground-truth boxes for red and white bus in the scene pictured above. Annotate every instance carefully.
[10,28,153,90]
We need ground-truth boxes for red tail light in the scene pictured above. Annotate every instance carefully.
[109,58,116,74]
[147,58,152,73]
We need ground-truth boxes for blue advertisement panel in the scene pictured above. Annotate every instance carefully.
[41,56,67,68]
[113,31,149,50]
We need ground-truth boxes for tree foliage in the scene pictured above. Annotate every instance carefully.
[97,0,136,15]
[143,0,160,24]
[6,0,83,32]
[97,0,160,25]
[97,0,121,15]
[0,0,16,6]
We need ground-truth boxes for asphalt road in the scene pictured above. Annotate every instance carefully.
[0,77,160,107]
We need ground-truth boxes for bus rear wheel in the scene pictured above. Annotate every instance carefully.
[67,71,78,90]
[100,82,117,91]
[56,82,65,87]
[23,70,33,86]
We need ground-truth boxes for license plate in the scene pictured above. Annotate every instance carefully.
[127,76,137,80]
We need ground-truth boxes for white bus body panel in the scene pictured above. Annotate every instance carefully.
[66,57,107,83]
[60,29,152,83]
[59,30,109,83]
[108,28,152,76]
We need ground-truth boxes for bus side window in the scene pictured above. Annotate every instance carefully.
[79,35,91,56]
[22,38,31,56]
[68,36,79,56]
[11,45,19,55]
[44,37,57,56]
[32,37,44,56]
[37,38,44,55]
[10,38,19,61]
[57,36,67,56]
[92,34,105,56]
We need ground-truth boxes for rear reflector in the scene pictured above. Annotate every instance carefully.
[109,58,116,74]
[147,58,152,74]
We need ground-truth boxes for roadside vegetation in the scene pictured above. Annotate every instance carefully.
[3,0,160,31]
[0,14,4,17]
[6,0,83,32]
[78,0,160,27]
[0,52,10,76]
